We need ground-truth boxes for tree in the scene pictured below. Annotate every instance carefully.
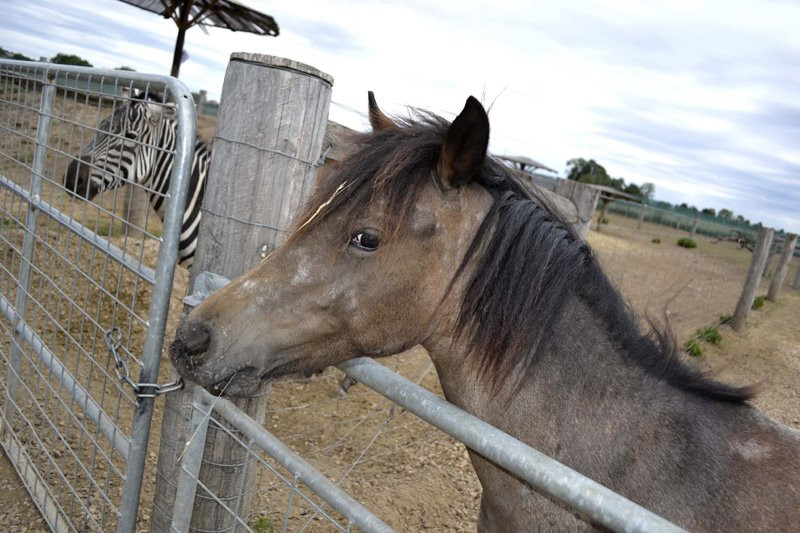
[115,66,136,71]
[50,53,92,67]
[701,207,716,216]
[717,208,734,221]
[623,183,641,196]
[0,47,32,61]
[566,158,611,184]
[639,182,655,202]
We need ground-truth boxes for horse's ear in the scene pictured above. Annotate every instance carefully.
[368,91,397,131]
[438,96,489,188]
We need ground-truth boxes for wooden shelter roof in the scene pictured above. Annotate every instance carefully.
[497,154,557,174]
[587,184,642,203]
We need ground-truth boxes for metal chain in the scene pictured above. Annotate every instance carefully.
[104,327,183,401]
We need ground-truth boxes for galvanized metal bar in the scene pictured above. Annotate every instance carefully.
[0,418,71,533]
[116,78,197,533]
[0,292,131,458]
[199,387,395,533]
[0,174,157,284]
[5,76,55,421]
[338,357,684,533]
[170,386,212,533]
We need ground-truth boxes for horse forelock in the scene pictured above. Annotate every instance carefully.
[296,108,754,404]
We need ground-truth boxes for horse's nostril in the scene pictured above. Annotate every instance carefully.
[181,321,212,356]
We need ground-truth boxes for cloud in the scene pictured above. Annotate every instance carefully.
[2,0,798,232]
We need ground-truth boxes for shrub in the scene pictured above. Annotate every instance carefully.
[601,217,609,225]
[696,326,722,345]
[250,516,274,533]
[684,338,703,357]
[677,237,697,248]
[651,237,661,244]
[752,295,766,310]
[719,314,732,325]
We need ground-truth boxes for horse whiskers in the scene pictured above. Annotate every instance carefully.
[176,371,238,464]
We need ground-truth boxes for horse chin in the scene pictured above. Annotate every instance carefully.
[204,361,319,398]
[206,367,267,398]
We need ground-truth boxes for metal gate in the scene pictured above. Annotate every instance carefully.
[0,59,195,532]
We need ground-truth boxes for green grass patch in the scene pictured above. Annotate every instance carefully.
[719,313,732,325]
[695,326,722,345]
[651,237,661,244]
[751,294,766,310]
[684,338,703,357]
[683,325,723,357]
[250,516,274,533]
[677,237,697,248]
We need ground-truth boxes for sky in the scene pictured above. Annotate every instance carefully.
[2,0,798,232]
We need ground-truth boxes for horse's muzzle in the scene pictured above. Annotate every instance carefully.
[170,320,212,375]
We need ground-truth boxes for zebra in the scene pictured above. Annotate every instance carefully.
[64,90,210,268]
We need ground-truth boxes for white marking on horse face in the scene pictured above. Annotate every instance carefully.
[732,439,771,460]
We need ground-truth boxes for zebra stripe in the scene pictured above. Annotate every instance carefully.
[64,92,210,269]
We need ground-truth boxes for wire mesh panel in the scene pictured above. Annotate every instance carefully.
[0,59,195,531]
[587,210,797,343]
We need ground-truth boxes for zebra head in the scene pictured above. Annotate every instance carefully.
[64,90,177,200]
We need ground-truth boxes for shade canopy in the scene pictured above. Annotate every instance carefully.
[120,0,279,77]
[497,154,557,174]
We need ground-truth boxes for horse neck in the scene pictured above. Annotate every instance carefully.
[424,292,702,459]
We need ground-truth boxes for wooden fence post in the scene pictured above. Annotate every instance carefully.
[596,197,610,232]
[761,238,779,278]
[121,183,150,238]
[794,257,800,290]
[767,233,798,301]
[636,204,645,231]
[690,213,699,237]
[732,227,774,332]
[150,53,333,531]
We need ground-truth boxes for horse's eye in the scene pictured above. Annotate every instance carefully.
[349,230,381,252]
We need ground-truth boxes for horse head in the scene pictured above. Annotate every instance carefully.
[170,93,493,397]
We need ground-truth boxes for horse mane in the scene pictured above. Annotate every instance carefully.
[296,109,754,404]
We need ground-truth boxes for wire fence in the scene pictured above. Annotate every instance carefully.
[0,59,194,531]
[589,207,799,343]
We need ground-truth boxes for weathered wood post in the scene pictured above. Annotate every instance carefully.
[596,197,610,232]
[761,238,780,278]
[794,258,800,290]
[553,178,599,239]
[151,53,332,531]
[636,203,645,231]
[690,213,699,237]
[121,183,150,238]
[732,227,774,332]
[767,233,797,301]
[196,89,207,115]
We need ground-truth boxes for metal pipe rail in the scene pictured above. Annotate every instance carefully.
[199,387,394,533]
[338,357,684,533]
[184,272,685,533]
